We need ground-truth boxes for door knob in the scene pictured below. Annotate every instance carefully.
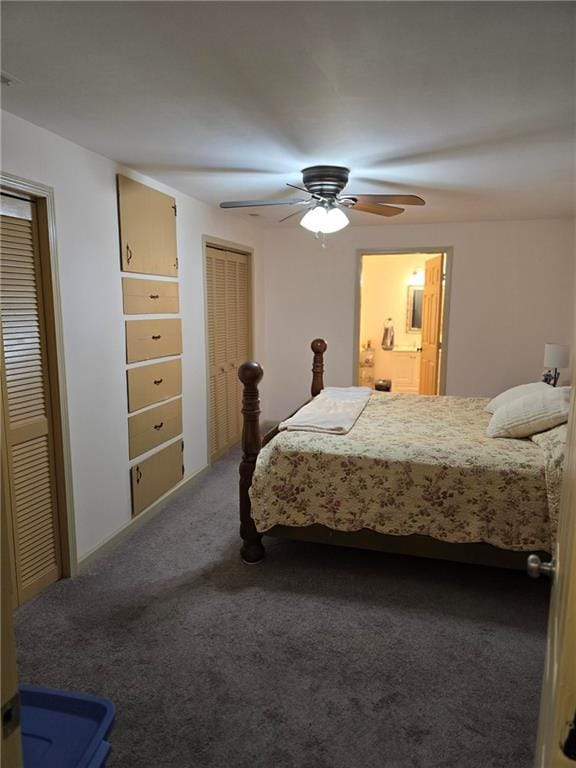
[527,554,555,579]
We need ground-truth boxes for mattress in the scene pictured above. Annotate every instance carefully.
[250,393,562,552]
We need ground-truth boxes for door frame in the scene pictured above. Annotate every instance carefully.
[1,172,77,577]
[354,247,453,395]
[201,235,254,464]
[534,381,576,765]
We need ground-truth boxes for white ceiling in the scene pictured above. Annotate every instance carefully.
[2,2,575,225]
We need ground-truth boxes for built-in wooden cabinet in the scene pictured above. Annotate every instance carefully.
[122,278,179,315]
[117,175,178,276]
[130,439,184,516]
[125,318,182,363]
[128,398,182,460]
[118,175,184,517]
[126,359,182,413]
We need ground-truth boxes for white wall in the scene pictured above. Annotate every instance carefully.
[260,219,574,420]
[1,110,262,560]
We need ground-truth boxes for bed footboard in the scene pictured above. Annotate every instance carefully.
[237,339,327,563]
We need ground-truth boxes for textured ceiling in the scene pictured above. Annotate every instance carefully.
[1,2,574,225]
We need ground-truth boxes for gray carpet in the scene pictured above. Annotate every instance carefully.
[16,445,549,768]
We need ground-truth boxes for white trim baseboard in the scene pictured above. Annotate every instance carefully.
[76,463,210,572]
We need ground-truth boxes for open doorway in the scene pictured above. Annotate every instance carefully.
[356,250,450,395]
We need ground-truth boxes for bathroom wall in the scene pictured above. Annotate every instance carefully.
[359,252,430,382]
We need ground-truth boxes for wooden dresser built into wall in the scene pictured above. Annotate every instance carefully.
[117,175,184,518]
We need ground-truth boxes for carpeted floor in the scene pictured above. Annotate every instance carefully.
[16,445,550,768]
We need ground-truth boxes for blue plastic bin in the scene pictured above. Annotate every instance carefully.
[20,685,115,768]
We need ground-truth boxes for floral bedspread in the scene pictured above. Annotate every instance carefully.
[250,393,561,552]
[530,423,567,544]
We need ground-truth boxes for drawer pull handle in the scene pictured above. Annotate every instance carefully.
[126,244,133,263]
[153,378,163,385]
[149,294,159,299]
[152,334,162,340]
[136,466,142,484]
[153,422,164,431]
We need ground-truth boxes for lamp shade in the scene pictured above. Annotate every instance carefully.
[543,343,570,369]
[322,207,349,233]
[300,204,349,234]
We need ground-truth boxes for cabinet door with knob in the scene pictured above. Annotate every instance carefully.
[117,175,178,277]
[130,439,184,516]
[205,247,250,459]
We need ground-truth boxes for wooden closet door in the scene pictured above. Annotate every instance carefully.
[206,247,250,460]
[419,254,444,396]
[0,202,62,604]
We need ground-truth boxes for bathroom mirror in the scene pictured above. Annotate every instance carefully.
[406,287,423,332]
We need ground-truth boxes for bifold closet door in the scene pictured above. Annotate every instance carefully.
[206,247,250,460]
[0,200,62,605]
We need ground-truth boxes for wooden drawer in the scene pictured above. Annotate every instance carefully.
[122,278,179,315]
[127,359,181,412]
[125,319,182,363]
[131,439,184,517]
[117,175,178,277]
[128,398,182,459]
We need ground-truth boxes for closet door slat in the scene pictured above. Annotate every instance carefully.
[1,211,61,605]
[205,248,250,460]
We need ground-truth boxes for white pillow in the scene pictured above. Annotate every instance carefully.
[487,387,571,438]
[485,382,551,414]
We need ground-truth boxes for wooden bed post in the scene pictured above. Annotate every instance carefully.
[238,361,266,563]
[311,338,327,397]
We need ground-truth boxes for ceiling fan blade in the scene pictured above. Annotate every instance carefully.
[351,202,405,217]
[347,194,425,206]
[279,207,309,223]
[219,198,304,209]
[286,183,309,193]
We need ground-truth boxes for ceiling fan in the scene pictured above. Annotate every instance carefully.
[219,165,425,234]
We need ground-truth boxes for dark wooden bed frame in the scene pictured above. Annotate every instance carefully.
[238,338,535,571]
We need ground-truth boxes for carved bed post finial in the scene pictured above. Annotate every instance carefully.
[311,338,328,397]
[238,361,266,563]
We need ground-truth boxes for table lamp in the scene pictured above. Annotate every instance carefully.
[543,343,570,387]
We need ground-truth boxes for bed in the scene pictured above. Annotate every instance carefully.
[237,339,564,569]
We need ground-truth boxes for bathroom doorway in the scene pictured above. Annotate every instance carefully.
[355,250,451,395]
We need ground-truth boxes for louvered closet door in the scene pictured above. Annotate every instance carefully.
[0,203,62,604]
[206,247,250,460]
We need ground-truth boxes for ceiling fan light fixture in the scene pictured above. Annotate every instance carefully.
[300,205,328,232]
[323,206,349,233]
[300,204,349,234]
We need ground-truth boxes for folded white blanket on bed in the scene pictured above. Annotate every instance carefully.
[279,387,372,434]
